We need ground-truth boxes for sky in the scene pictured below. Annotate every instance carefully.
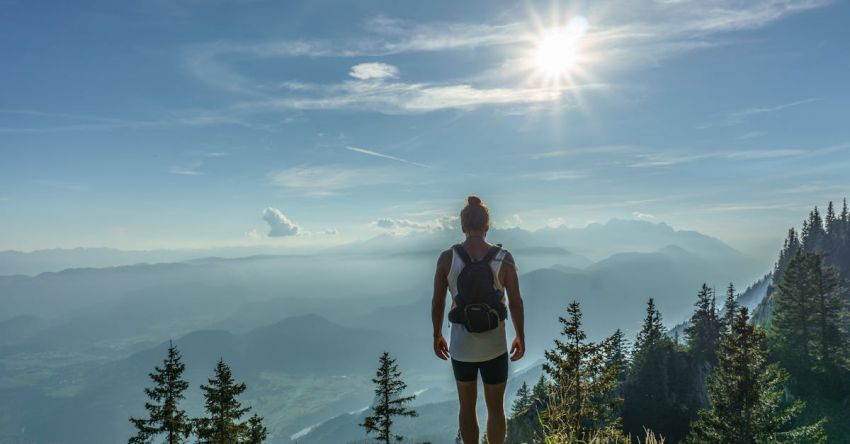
[1,0,848,258]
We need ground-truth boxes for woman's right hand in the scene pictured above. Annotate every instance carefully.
[433,335,449,360]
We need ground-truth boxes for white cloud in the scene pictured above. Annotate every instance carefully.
[262,207,300,237]
[349,63,398,80]
[246,228,262,240]
[632,211,656,221]
[324,228,339,235]
[499,214,524,229]
[370,216,458,235]
[271,165,399,195]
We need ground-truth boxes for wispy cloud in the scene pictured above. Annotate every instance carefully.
[701,202,805,212]
[345,146,429,168]
[169,161,205,176]
[271,165,400,195]
[698,98,822,128]
[523,170,587,181]
[531,145,634,160]
[628,148,807,167]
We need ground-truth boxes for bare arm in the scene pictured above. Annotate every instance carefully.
[500,252,525,361]
[431,250,452,360]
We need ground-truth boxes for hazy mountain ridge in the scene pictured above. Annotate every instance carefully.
[0,220,773,444]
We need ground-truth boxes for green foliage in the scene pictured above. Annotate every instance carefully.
[721,283,739,334]
[686,308,826,444]
[512,382,534,417]
[768,251,850,395]
[129,341,192,444]
[194,359,266,444]
[541,301,623,440]
[622,299,699,443]
[360,352,417,444]
[685,284,721,366]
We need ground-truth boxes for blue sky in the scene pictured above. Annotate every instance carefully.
[1,0,848,257]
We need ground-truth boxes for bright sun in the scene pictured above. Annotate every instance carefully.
[532,16,589,76]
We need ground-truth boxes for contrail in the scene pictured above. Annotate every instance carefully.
[346,146,430,168]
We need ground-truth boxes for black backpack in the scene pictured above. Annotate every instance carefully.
[448,244,508,333]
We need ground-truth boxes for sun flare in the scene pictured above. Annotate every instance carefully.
[532,16,588,76]
[535,31,578,74]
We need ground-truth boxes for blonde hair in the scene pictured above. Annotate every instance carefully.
[460,195,490,233]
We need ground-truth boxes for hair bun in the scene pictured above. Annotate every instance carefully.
[467,195,482,206]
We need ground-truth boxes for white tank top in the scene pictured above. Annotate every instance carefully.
[447,246,509,362]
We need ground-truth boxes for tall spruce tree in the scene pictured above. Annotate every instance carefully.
[605,329,629,382]
[541,301,622,439]
[360,352,417,444]
[129,341,192,444]
[633,298,664,356]
[622,299,699,442]
[769,251,849,393]
[511,381,533,416]
[686,284,722,365]
[722,283,739,333]
[686,308,826,444]
[194,359,266,444]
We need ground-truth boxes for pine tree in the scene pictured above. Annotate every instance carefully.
[360,352,417,444]
[511,381,533,416]
[633,298,664,356]
[774,228,801,281]
[722,283,739,334]
[245,414,267,444]
[686,308,826,444]
[194,359,266,444]
[622,299,699,442]
[541,301,622,439]
[129,341,192,444]
[605,329,629,382]
[769,251,849,393]
[531,374,548,408]
[685,284,722,365]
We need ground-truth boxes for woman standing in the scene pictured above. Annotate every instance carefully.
[431,196,526,444]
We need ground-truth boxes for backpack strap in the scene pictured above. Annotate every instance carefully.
[452,244,472,265]
[482,245,502,264]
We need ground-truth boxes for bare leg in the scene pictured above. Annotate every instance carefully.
[456,380,479,444]
[482,382,507,444]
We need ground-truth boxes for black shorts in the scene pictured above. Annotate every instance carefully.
[451,353,509,385]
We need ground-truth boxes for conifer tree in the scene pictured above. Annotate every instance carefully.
[622,299,698,442]
[774,228,801,280]
[129,341,192,444]
[605,329,629,382]
[245,414,268,444]
[769,251,849,392]
[722,283,739,334]
[360,352,417,444]
[194,359,266,444]
[825,201,837,235]
[686,308,826,444]
[685,284,721,365]
[511,381,533,416]
[541,301,622,439]
[633,298,664,356]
